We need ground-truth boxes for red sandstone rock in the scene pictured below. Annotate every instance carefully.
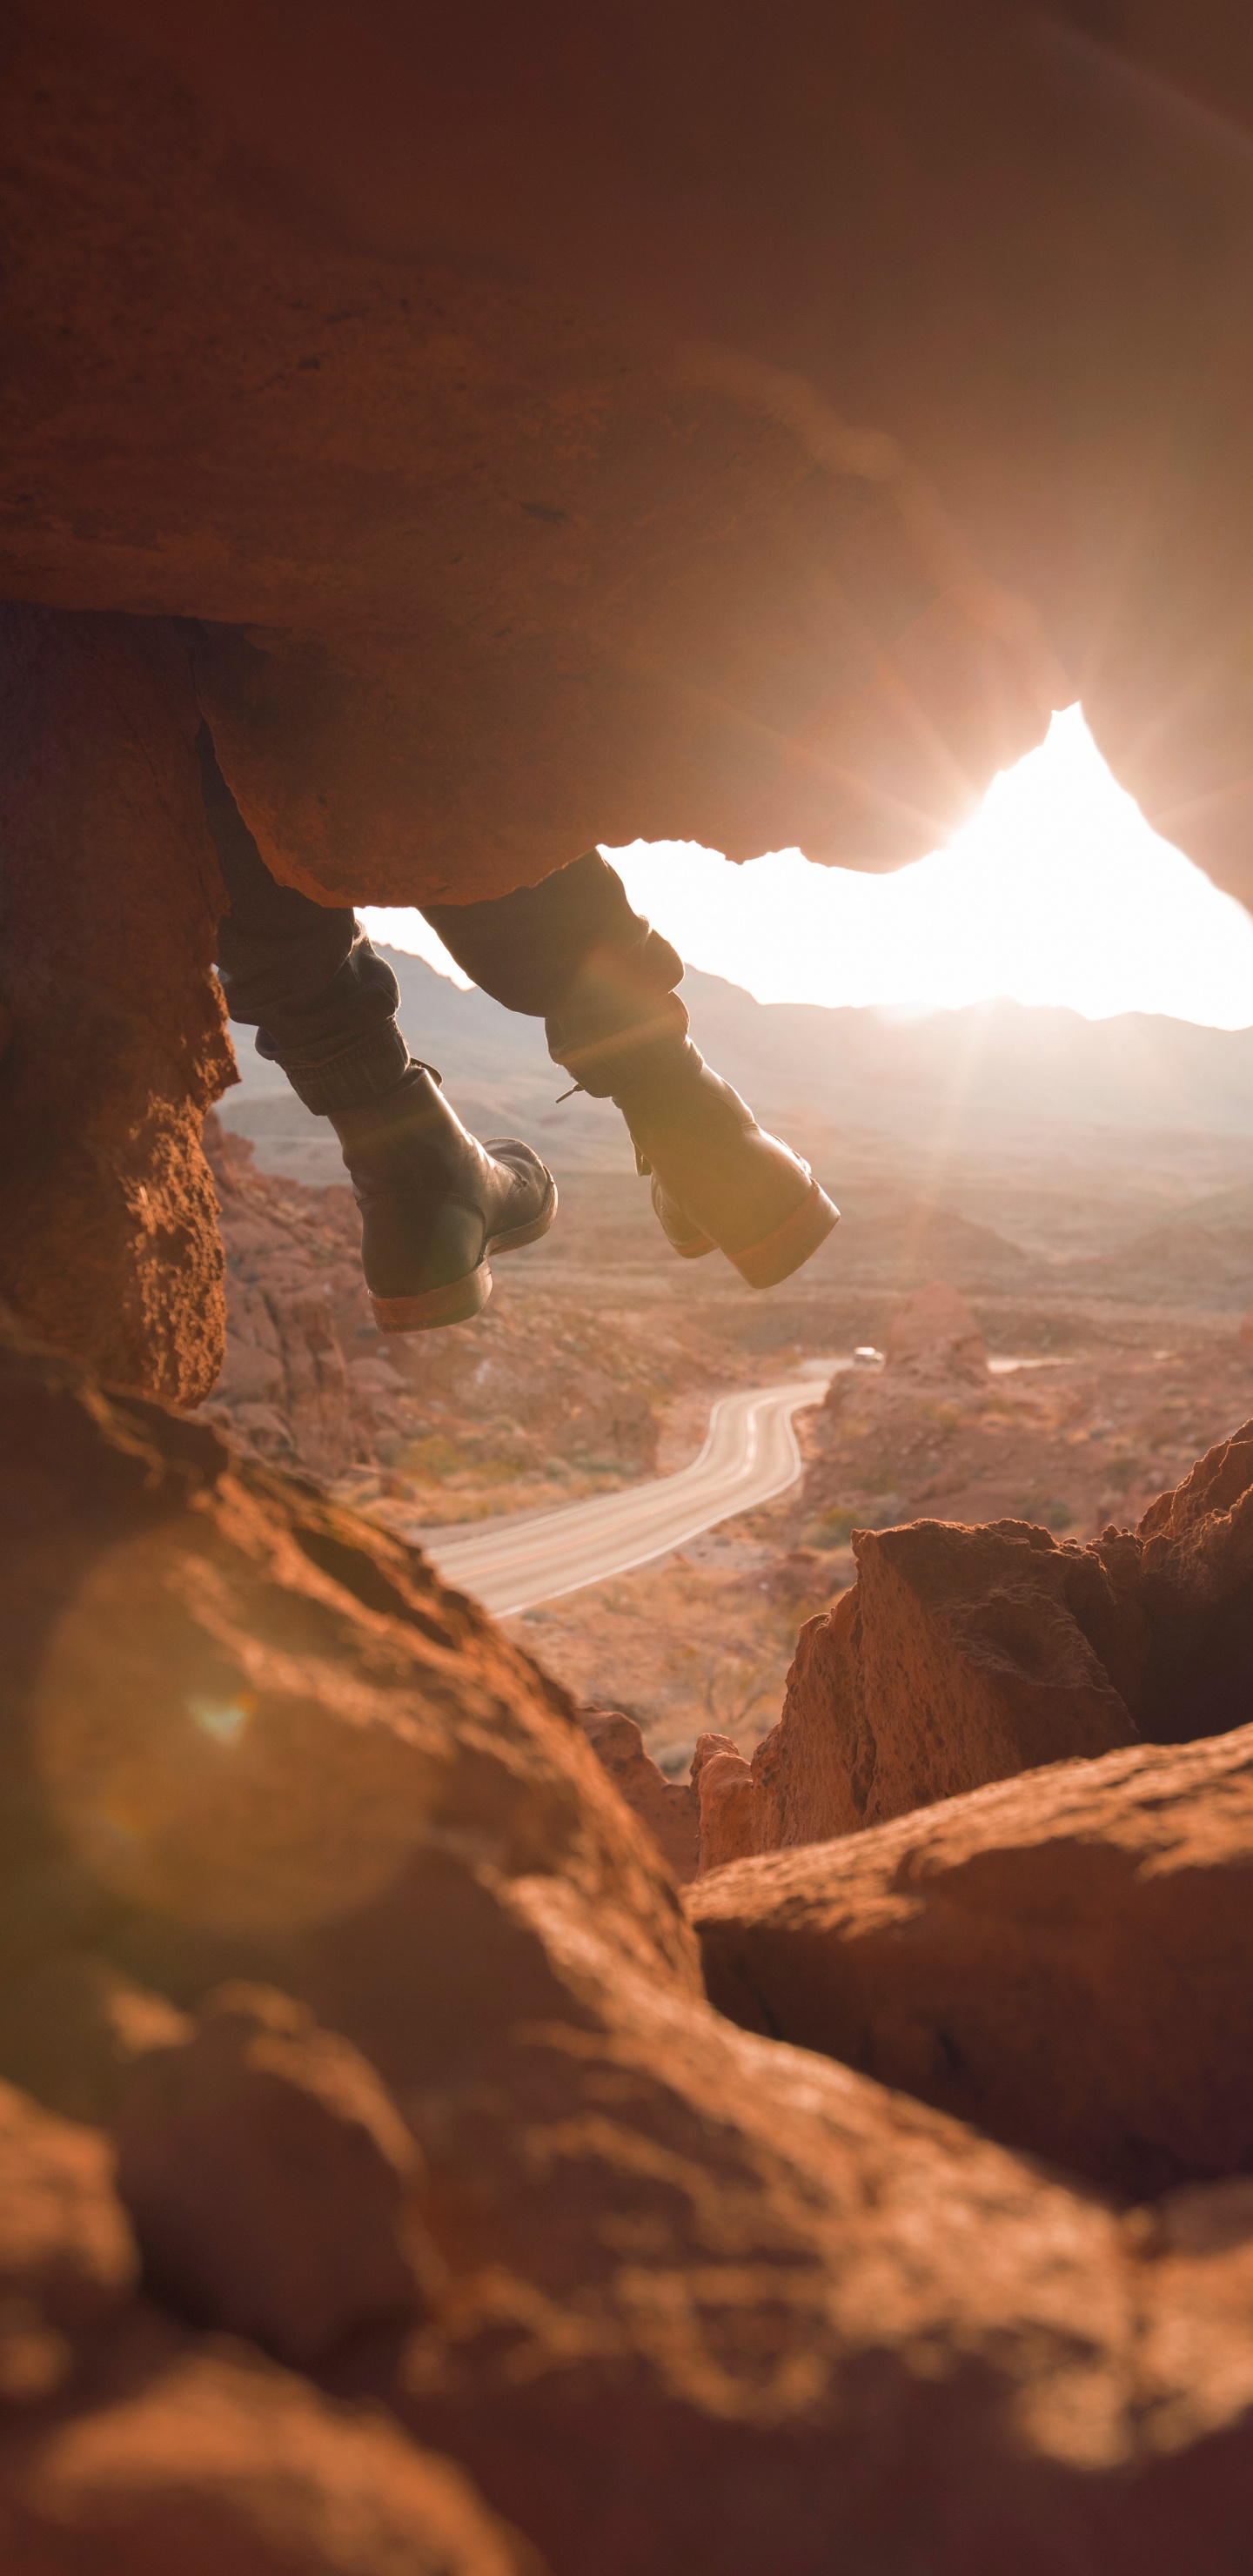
[578,1711,699,1884]
[884,1282,988,1385]
[739,1517,1142,1856]
[0,1958,191,2129]
[1136,1418,1253,1739]
[0,2331,546,2574]
[114,1986,439,2367]
[0,608,233,1400]
[692,1734,757,1874]
[11,4,1253,916]
[691,1725,1253,2200]
[0,10,1059,910]
[13,1320,1253,2570]
[204,1118,379,1479]
[0,2083,137,2342]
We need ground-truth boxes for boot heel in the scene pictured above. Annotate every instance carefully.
[370,1263,493,1333]
[728,1182,840,1290]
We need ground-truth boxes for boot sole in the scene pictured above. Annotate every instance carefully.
[727,1179,840,1290]
[369,1175,558,1333]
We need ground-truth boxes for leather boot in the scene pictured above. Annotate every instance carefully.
[598,1035,839,1290]
[329,1063,556,1332]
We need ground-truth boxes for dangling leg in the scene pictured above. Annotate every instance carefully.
[423,852,839,1291]
[204,728,556,1332]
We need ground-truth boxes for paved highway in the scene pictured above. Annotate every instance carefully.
[413,1372,836,1618]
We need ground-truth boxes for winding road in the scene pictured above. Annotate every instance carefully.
[413,1372,836,1618]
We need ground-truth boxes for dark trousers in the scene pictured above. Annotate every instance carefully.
[202,728,686,1113]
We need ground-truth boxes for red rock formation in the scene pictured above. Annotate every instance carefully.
[0,609,233,1400]
[204,1117,380,1478]
[1136,1419,1253,1741]
[731,1426,1253,1867]
[10,3,1253,918]
[15,1316,1253,2566]
[692,1731,758,1874]
[115,1985,440,2368]
[0,2328,546,2574]
[729,1517,1144,1860]
[0,1958,190,2129]
[692,1725,1253,2201]
[884,1282,988,1386]
[579,1711,700,1885]
[0,2082,137,2355]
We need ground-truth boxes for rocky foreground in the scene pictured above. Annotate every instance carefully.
[2,1318,1253,2566]
[3,1315,1253,2568]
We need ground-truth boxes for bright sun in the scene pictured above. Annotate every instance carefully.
[362,706,1253,1028]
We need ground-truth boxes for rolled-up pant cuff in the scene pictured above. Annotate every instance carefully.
[263,1016,412,1114]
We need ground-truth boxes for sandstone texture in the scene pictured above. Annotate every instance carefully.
[578,1712,699,1885]
[720,1417,1253,1861]
[0,2331,546,2575]
[692,1731,759,1875]
[115,1986,439,2368]
[739,1517,1143,1855]
[692,1727,1253,2200]
[1,5,1058,902]
[0,1958,190,2131]
[0,2082,137,2374]
[1136,1419,1253,1740]
[9,1317,1253,2567]
[0,609,233,1400]
[10,6,1253,909]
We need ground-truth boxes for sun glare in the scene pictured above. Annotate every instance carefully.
[362,708,1253,1028]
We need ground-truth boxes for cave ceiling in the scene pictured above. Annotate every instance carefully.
[5,0,1253,907]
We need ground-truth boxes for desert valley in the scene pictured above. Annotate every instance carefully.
[204,949,1253,1775]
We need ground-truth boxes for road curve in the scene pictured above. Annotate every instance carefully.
[413,1374,834,1618]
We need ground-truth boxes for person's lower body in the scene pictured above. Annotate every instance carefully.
[203,726,838,1332]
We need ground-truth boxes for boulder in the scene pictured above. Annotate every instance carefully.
[114,1986,440,2367]
[578,1712,699,1885]
[14,1321,1253,2569]
[691,1726,1253,2200]
[736,1518,1143,1857]
[0,2332,546,2575]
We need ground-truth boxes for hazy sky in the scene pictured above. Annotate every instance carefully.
[362,706,1253,1027]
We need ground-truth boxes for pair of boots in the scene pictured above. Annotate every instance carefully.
[332,1028,839,1332]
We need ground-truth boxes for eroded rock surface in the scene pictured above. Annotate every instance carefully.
[729,1421,1253,1862]
[115,1986,439,2367]
[1136,1420,1253,1740]
[0,608,233,1401]
[8,1318,1253,2568]
[578,1711,699,1885]
[735,1517,1143,1857]
[0,2329,545,2575]
[692,1727,1253,2199]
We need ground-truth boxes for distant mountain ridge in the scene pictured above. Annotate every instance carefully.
[222,949,1253,1161]
[216,951,1253,1308]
